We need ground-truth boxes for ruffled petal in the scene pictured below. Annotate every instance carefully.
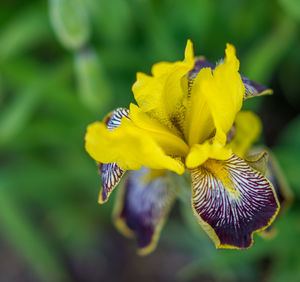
[98,108,129,203]
[113,167,175,255]
[85,117,185,174]
[132,40,194,133]
[185,44,244,146]
[186,58,272,101]
[229,111,262,158]
[129,103,189,156]
[190,154,280,249]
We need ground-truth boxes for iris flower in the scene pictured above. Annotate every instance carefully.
[85,40,280,255]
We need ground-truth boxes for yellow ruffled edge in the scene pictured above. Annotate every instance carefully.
[112,176,176,255]
[190,164,281,249]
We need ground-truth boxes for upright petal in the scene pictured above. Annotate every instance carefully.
[113,167,176,255]
[185,44,244,146]
[186,57,272,100]
[132,40,195,133]
[191,154,280,249]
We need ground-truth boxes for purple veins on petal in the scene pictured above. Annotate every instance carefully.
[191,154,280,249]
[98,107,130,203]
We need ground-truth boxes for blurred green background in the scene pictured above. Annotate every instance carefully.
[0,0,299,281]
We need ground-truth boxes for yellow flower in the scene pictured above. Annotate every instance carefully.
[85,40,280,254]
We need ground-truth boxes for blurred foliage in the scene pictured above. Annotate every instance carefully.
[0,0,299,281]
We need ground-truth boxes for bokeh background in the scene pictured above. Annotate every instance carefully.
[0,0,300,281]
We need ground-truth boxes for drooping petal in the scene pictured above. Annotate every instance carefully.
[191,154,280,249]
[113,167,175,255]
[185,44,244,146]
[132,40,194,133]
[85,117,185,175]
[229,111,262,158]
[98,108,129,203]
[242,76,273,100]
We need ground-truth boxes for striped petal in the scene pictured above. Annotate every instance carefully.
[191,154,280,249]
[113,167,175,255]
[241,75,273,100]
[98,162,125,203]
[98,108,129,204]
[104,107,130,130]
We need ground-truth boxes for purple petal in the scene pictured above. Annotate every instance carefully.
[114,167,175,255]
[241,76,272,99]
[191,154,280,249]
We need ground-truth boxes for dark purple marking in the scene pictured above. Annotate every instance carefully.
[191,154,279,248]
[119,168,174,250]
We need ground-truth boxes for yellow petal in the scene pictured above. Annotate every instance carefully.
[85,118,185,175]
[184,67,215,145]
[229,111,262,158]
[186,141,232,169]
[132,40,195,132]
[185,44,244,146]
[129,103,189,156]
[208,44,244,134]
